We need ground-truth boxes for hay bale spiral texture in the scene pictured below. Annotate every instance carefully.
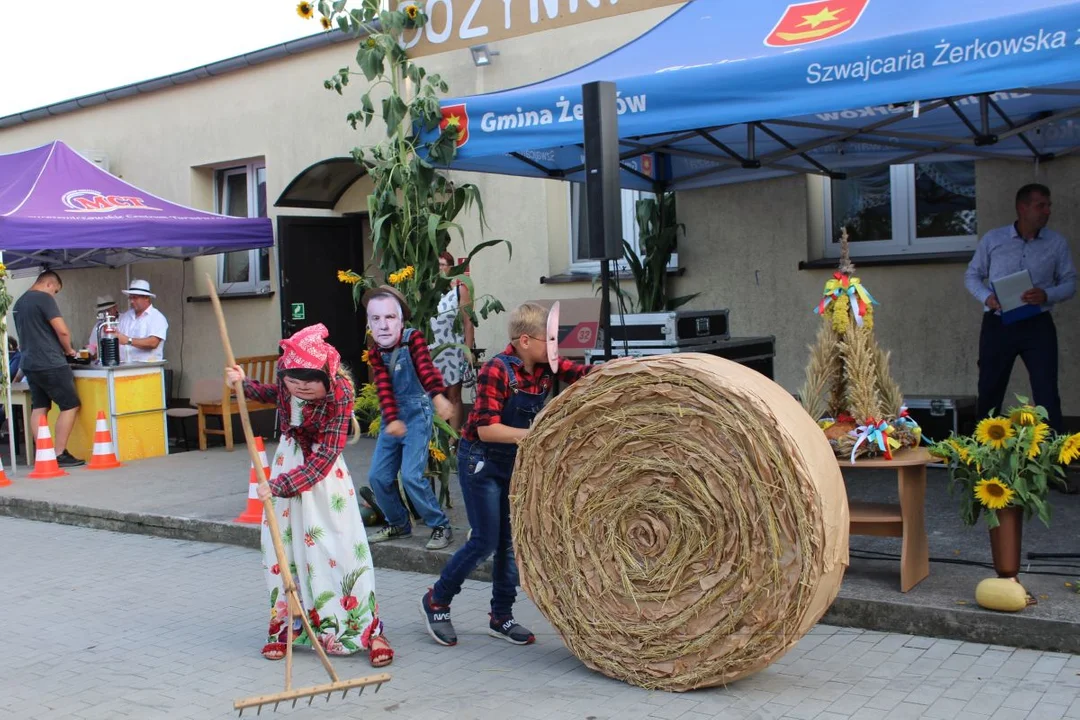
[511,354,849,692]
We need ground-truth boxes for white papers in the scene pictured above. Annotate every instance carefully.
[991,269,1034,313]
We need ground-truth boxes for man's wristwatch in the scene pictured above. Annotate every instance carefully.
[126,337,134,346]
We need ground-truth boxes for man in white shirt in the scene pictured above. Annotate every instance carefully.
[116,279,169,363]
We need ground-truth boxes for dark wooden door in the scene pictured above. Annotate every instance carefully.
[277,215,369,383]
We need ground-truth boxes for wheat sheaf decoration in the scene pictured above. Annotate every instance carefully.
[511,354,849,692]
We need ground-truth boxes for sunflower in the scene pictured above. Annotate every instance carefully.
[365,37,377,48]
[337,269,361,284]
[296,2,314,19]
[0,262,7,274]
[1060,433,1080,465]
[1009,405,1038,427]
[973,477,1015,510]
[429,444,447,463]
[404,4,419,19]
[320,16,332,30]
[1026,423,1050,459]
[975,417,1014,450]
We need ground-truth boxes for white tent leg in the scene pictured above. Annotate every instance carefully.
[1,251,15,473]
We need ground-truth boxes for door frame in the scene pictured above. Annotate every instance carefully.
[275,214,368,340]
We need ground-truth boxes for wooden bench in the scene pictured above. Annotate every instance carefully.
[197,354,278,451]
[843,447,934,593]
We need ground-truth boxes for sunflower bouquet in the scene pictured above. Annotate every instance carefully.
[929,397,1080,529]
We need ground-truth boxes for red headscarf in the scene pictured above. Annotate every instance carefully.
[278,323,340,378]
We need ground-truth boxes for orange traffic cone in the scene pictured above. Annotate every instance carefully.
[0,451,10,487]
[28,416,67,479]
[234,436,270,524]
[86,411,123,470]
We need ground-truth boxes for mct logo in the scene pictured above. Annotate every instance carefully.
[62,190,161,213]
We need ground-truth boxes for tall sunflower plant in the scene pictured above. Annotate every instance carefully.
[929,396,1080,529]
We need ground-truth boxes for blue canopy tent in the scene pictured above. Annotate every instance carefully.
[427,0,1080,190]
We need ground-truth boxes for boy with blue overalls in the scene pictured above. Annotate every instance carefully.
[363,286,456,550]
[421,302,590,645]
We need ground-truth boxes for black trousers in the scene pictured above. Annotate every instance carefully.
[977,311,1063,432]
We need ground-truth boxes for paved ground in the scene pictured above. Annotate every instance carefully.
[4,438,1080,652]
[6,517,1080,720]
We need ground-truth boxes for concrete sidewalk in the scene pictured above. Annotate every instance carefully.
[3,437,1080,653]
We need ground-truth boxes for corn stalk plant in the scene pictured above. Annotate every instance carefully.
[310,0,510,508]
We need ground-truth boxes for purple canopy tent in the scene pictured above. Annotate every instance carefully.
[0,140,272,272]
[0,140,273,473]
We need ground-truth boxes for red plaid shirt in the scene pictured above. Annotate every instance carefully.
[368,331,446,424]
[242,377,354,497]
[462,344,590,442]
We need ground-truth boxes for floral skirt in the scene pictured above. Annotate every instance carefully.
[260,437,382,655]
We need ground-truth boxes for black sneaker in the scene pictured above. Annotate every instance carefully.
[488,614,535,645]
[426,525,452,550]
[420,589,457,646]
[56,451,85,468]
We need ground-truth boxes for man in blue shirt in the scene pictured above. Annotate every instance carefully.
[964,183,1076,435]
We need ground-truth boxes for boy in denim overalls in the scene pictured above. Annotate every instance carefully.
[363,286,456,550]
[421,302,591,645]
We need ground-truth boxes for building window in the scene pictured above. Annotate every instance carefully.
[824,161,977,257]
[215,163,270,293]
[569,185,677,271]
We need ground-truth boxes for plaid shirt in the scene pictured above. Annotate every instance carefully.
[462,344,590,442]
[242,377,354,497]
[368,331,446,424]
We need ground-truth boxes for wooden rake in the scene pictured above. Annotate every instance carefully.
[205,276,391,715]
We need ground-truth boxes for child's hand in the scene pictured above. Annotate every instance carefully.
[386,420,407,437]
[225,364,245,386]
[433,394,453,422]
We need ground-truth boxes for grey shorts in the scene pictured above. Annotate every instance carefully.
[23,366,81,411]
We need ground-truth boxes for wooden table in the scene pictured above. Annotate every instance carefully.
[842,447,934,593]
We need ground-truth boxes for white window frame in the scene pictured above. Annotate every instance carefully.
[568,185,678,273]
[214,162,270,294]
[823,162,978,258]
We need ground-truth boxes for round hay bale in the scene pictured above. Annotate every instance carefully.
[511,354,849,692]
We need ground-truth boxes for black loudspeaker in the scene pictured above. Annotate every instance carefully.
[581,81,623,261]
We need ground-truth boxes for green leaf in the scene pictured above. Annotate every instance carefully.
[368,590,377,615]
[382,95,408,135]
[270,587,279,608]
[313,590,336,611]
[354,542,369,564]
[666,293,700,311]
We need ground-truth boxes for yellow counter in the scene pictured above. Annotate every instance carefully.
[47,361,168,462]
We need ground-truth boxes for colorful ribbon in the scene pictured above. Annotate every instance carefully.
[850,418,895,463]
[814,272,878,326]
[894,406,925,445]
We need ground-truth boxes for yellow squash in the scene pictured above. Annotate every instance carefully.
[975,578,1028,612]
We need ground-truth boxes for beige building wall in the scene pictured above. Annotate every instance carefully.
[674,157,1080,414]
[2,5,1077,420]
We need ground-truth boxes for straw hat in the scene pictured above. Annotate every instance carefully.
[95,295,117,310]
[122,279,156,298]
[361,285,411,320]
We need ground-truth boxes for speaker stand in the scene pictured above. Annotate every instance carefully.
[600,258,613,361]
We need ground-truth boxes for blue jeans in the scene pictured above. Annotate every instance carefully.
[367,399,449,529]
[433,440,518,616]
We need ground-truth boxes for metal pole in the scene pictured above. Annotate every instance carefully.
[0,251,15,472]
[600,259,613,361]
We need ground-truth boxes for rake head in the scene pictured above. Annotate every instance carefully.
[234,673,390,715]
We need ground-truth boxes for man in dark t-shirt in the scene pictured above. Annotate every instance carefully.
[11,270,84,467]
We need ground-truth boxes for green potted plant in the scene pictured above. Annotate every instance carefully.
[929,396,1080,579]
[617,191,697,313]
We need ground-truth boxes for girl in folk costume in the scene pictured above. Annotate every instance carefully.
[225,324,393,668]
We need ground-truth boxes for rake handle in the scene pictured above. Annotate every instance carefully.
[205,275,339,683]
